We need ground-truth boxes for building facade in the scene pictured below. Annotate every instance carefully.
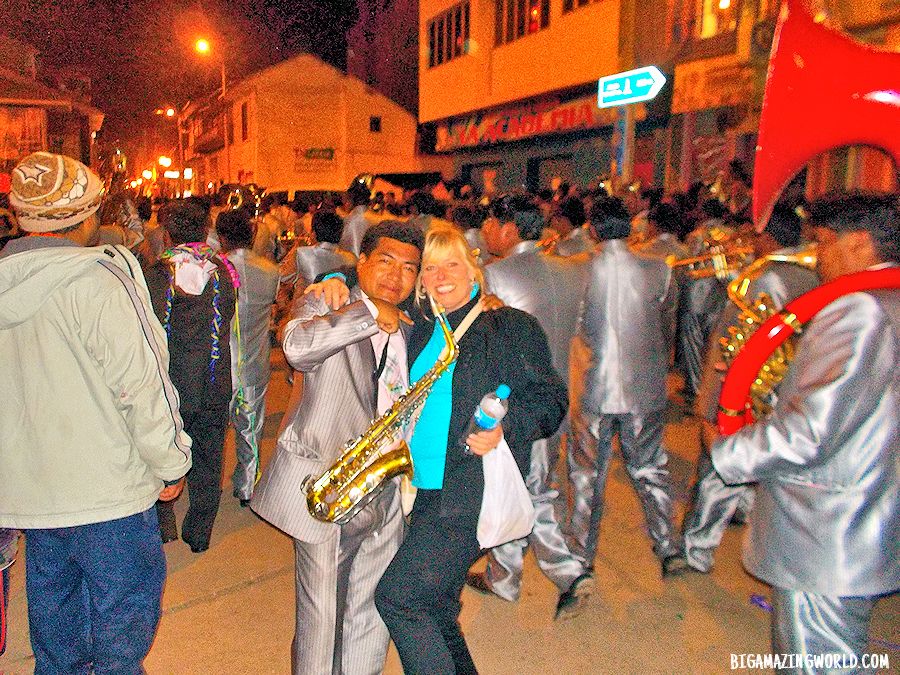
[419,0,899,195]
[182,53,438,195]
[418,0,673,193]
[0,35,104,191]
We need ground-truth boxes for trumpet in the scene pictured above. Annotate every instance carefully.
[669,244,755,281]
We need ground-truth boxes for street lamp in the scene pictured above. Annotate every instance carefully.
[194,37,230,184]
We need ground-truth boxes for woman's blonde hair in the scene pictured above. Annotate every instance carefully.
[415,223,485,308]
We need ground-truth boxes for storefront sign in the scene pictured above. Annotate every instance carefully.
[435,95,641,152]
[672,57,759,114]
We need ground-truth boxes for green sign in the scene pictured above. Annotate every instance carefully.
[304,148,335,161]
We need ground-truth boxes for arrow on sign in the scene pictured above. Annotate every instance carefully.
[597,66,667,108]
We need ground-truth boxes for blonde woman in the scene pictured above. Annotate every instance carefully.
[371,225,567,673]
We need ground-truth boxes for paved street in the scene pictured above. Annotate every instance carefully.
[2,353,897,674]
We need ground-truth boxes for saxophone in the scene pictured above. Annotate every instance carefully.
[305,306,459,524]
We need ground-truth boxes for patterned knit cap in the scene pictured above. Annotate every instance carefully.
[9,152,105,232]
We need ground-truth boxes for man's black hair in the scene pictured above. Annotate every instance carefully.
[491,194,543,241]
[216,208,255,250]
[159,200,208,244]
[451,205,477,231]
[648,203,685,239]
[589,195,629,225]
[558,196,585,227]
[313,211,344,245]
[642,187,664,210]
[701,198,729,219]
[359,220,425,257]
[809,192,899,263]
[764,204,803,248]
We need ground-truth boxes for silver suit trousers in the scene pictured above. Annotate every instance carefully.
[485,419,587,600]
[230,382,268,500]
[771,589,875,674]
[568,409,680,566]
[291,483,404,675]
[682,440,756,572]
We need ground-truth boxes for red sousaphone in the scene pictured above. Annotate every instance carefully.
[718,0,900,434]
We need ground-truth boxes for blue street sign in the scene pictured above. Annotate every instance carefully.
[597,66,667,108]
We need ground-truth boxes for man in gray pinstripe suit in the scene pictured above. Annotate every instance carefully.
[252,221,423,675]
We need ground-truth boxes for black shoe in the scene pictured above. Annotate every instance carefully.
[161,532,178,544]
[188,542,209,554]
[662,555,691,578]
[555,572,594,621]
[465,572,495,597]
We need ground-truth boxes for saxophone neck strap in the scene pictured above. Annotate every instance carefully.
[452,298,484,343]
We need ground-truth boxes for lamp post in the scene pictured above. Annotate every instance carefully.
[195,37,230,185]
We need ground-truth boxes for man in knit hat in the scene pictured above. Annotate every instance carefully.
[0,152,191,673]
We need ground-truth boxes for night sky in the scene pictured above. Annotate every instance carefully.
[3,0,358,144]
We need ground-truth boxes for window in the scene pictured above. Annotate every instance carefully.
[240,101,249,141]
[696,0,738,39]
[495,0,548,45]
[427,2,470,68]
[370,116,382,133]
[563,0,598,13]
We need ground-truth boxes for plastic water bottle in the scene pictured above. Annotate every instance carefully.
[462,384,511,454]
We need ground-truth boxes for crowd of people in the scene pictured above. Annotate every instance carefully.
[0,150,896,674]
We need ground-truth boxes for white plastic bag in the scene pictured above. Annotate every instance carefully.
[477,436,535,549]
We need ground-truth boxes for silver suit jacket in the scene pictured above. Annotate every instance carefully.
[294,242,356,290]
[575,239,677,415]
[695,251,820,422]
[252,286,404,544]
[554,226,595,258]
[633,233,688,262]
[225,249,280,387]
[339,206,379,256]
[712,282,899,597]
[484,240,588,386]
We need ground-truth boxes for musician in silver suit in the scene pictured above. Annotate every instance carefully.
[251,222,423,675]
[633,203,689,262]
[711,194,899,666]
[678,206,819,573]
[568,196,683,576]
[293,212,357,292]
[677,200,735,406]
[467,195,593,619]
[217,211,280,506]
[550,196,595,258]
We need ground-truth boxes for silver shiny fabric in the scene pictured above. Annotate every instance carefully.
[225,249,280,500]
[292,483,404,675]
[554,225,595,258]
[339,206,380,256]
[771,589,874,675]
[485,240,588,386]
[677,275,728,403]
[482,241,589,597]
[712,281,899,598]
[568,240,680,564]
[682,255,820,571]
[569,410,679,563]
[294,242,356,291]
[575,240,676,415]
[633,233,688,262]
